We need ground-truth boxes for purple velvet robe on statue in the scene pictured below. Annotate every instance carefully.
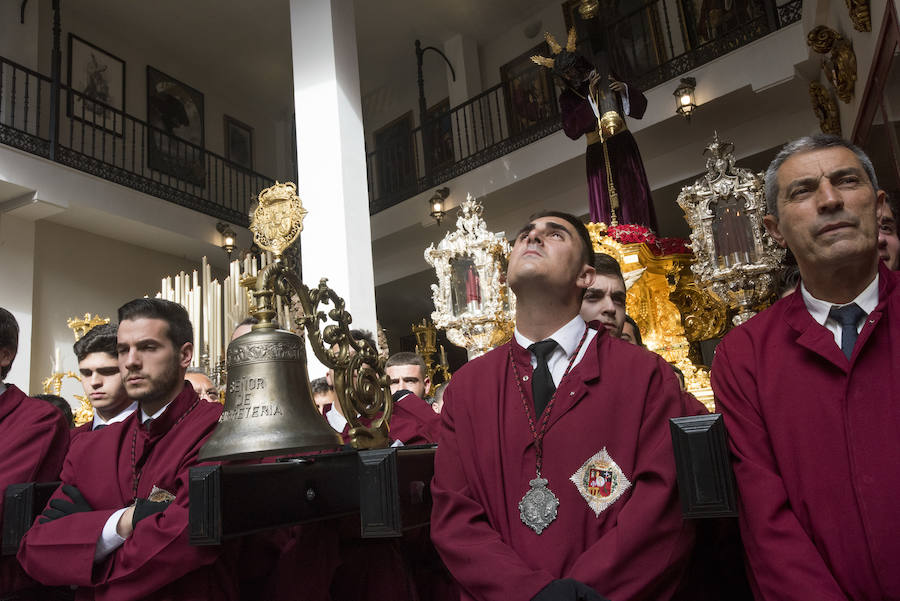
[712,263,900,601]
[431,329,696,601]
[18,383,238,601]
[560,82,658,230]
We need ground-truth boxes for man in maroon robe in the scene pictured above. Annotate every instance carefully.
[386,352,441,445]
[712,135,900,600]
[72,322,137,436]
[18,298,236,600]
[0,308,70,595]
[431,211,695,601]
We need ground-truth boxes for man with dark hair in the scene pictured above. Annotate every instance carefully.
[580,253,626,336]
[620,315,642,346]
[0,308,69,595]
[385,352,440,446]
[310,376,335,415]
[34,394,75,429]
[19,298,236,599]
[431,212,695,601]
[73,323,137,433]
[878,189,899,270]
[713,135,900,600]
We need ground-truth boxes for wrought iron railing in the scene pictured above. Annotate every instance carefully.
[0,55,273,226]
[366,0,801,214]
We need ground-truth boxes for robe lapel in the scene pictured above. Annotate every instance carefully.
[506,341,540,456]
[784,290,849,372]
[544,332,601,432]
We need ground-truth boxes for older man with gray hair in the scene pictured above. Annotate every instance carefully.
[712,134,900,601]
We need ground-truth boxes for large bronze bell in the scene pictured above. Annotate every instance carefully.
[199,322,341,461]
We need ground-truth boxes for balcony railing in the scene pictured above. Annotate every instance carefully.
[366,0,801,214]
[0,56,274,226]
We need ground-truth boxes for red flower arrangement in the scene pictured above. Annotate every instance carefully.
[605,224,692,256]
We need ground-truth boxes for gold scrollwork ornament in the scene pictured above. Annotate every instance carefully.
[844,0,871,32]
[807,26,856,103]
[809,81,842,136]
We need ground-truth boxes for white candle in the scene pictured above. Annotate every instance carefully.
[54,346,60,373]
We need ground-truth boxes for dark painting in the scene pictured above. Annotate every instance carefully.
[146,66,205,187]
[67,34,125,136]
[224,115,253,171]
[500,42,559,136]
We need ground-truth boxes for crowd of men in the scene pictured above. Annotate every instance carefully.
[0,133,898,600]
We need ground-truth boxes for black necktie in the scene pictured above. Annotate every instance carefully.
[529,340,558,417]
[93,424,107,431]
[828,303,866,360]
[143,418,154,432]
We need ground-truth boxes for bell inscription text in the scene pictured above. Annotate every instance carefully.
[220,375,285,422]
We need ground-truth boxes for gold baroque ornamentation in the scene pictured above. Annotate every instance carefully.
[676,134,784,327]
[807,25,857,103]
[251,181,308,256]
[66,313,110,342]
[425,195,516,359]
[845,0,871,32]
[809,81,842,136]
[586,223,717,411]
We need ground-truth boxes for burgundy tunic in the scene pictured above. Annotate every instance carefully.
[389,391,441,445]
[18,383,237,600]
[712,263,900,601]
[431,330,695,601]
[0,384,69,594]
[559,82,657,231]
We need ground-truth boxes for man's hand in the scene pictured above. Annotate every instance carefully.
[588,72,603,99]
[531,578,610,601]
[132,498,172,528]
[38,485,92,523]
[608,78,626,93]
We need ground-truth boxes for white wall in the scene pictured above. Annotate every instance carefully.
[0,213,36,390]
[27,220,211,394]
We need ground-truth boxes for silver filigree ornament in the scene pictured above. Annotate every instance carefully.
[519,476,560,534]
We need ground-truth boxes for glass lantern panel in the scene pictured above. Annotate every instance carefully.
[450,256,482,316]
[712,194,756,268]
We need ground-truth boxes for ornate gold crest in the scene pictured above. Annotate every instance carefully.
[570,448,632,516]
[250,181,308,257]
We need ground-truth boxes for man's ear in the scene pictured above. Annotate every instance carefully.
[876,189,887,217]
[424,376,431,396]
[577,265,596,291]
[0,347,15,373]
[763,214,786,248]
[178,342,193,370]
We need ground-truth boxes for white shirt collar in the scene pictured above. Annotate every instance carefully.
[514,314,587,356]
[93,401,138,430]
[140,401,171,424]
[801,273,879,326]
[325,406,348,432]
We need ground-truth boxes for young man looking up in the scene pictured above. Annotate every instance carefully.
[431,211,695,601]
[73,323,137,433]
[713,135,900,600]
[0,308,69,595]
[19,298,235,600]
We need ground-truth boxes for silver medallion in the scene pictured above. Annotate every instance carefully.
[518,477,559,534]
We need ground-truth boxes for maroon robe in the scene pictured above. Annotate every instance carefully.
[560,82,657,231]
[0,384,69,594]
[431,330,695,601]
[18,382,237,600]
[712,263,900,601]
[389,391,441,445]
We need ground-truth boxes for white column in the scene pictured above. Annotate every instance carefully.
[0,212,36,389]
[290,0,376,379]
[442,34,482,107]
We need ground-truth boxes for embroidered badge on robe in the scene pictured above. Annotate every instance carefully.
[149,485,176,503]
[570,447,631,516]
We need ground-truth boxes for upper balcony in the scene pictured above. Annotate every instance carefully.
[365,0,802,215]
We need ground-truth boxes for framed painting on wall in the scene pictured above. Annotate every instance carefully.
[500,42,559,136]
[373,111,416,200]
[67,34,125,136]
[424,98,455,170]
[224,115,253,171]
[146,66,205,187]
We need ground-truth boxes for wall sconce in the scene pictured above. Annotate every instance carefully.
[674,77,697,120]
[430,187,450,225]
[216,222,237,258]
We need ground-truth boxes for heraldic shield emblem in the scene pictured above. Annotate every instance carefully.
[570,447,632,516]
